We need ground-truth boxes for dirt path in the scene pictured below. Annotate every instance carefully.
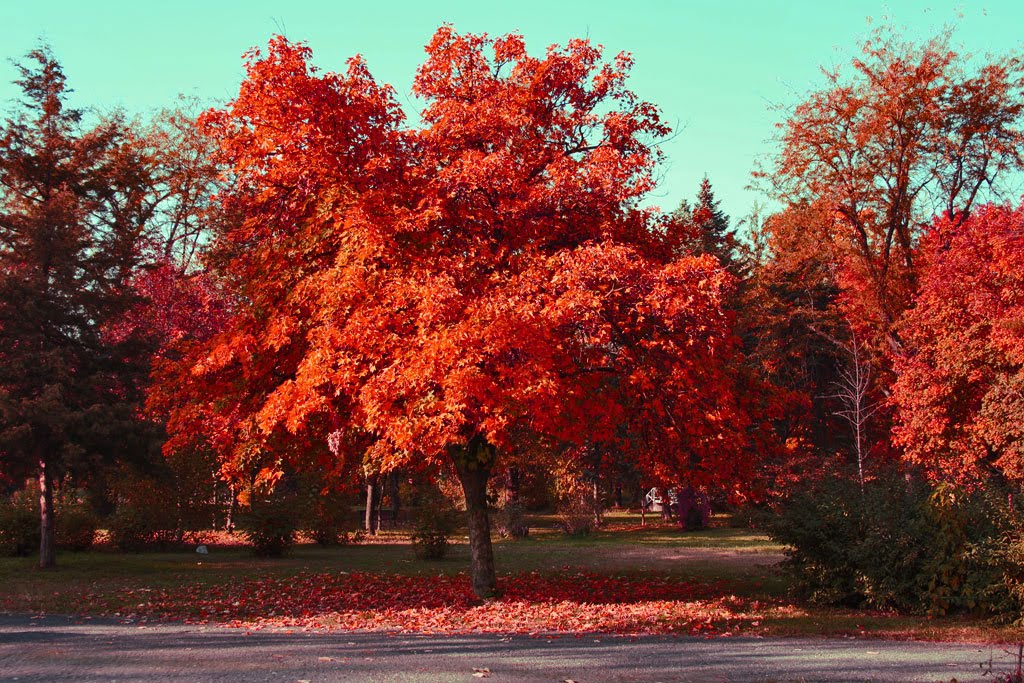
[615,546,785,570]
[0,613,1011,682]
[504,543,786,573]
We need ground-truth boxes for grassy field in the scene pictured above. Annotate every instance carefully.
[1,511,1021,641]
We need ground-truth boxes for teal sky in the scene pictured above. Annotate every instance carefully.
[2,0,1022,223]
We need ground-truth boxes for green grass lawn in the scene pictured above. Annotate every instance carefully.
[0,511,781,592]
[1,511,1021,641]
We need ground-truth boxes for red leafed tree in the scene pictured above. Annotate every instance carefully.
[760,27,1024,356]
[108,262,228,353]
[893,203,1024,485]
[154,29,749,597]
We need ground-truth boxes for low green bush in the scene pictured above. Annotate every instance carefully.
[495,500,529,538]
[557,508,595,536]
[0,500,38,557]
[556,493,597,537]
[2,488,100,556]
[411,487,458,560]
[243,502,297,557]
[768,468,1024,617]
[108,503,179,551]
[56,507,98,551]
[299,493,352,547]
[769,470,932,610]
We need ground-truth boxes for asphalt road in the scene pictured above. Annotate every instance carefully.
[0,614,1015,682]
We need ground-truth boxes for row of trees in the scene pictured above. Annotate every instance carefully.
[746,26,1024,489]
[2,26,1023,598]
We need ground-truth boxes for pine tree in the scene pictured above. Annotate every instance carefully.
[667,177,739,275]
[692,176,737,271]
[0,47,157,567]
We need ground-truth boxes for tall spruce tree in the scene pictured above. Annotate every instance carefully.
[0,47,157,567]
[692,176,738,271]
[668,177,739,275]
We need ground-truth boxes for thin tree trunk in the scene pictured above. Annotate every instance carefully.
[211,472,219,530]
[364,478,379,534]
[374,479,385,528]
[452,436,497,599]
[388,471,400,523]
[830,329,876,492]
[640,485,646,526]
[507,467,521,502]
[38,458,55,569]
[226,483,236,533]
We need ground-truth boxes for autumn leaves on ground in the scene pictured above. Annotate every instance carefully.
[0,517,1016,643]
[21,569,761,637]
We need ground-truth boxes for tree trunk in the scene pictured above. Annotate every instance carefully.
[640,483,646,526]
[387,471,400,523]
[374,479,386,528]
[38,458,55,569]
[226,483,236,533]
[364,478,379,534]
[507,467,521,502]
[452,436,497,599]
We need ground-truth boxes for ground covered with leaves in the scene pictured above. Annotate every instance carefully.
[9,571,784,636]
[3,522,1022,642]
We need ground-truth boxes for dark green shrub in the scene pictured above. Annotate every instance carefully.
[338,529,366,545]
[993,531,1024,623]
[106,474,183,551]
[411,525,450,559]
[56,507,98,551]
[769,469,1024,616]
[288,469,362,546]
[309,520,339,546]
[108,503,179,551]
[495,500,529,538]
[769,470,935,610]
[725,504,768,529]
[243,502,297,557]
[0,501,38,557]
[300,494,352,546]
[411,488,458,560]
[927,486,1024,621]
[920,484,997,615]
[556,493,596,537]
[557,507,595,536]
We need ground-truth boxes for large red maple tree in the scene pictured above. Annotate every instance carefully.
[155,28,748,597]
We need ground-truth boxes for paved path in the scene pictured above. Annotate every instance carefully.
[0,614,1015,682]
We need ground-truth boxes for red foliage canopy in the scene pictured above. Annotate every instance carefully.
[761,28,1024,355]
[154,28,749,489]
[893,203,1024,484]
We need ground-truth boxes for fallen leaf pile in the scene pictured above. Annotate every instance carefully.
[61,571,774,635]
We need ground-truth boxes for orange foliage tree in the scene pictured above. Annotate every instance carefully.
[153,29,750,597]
[893,203,1024,485]
[760,27,1024,354]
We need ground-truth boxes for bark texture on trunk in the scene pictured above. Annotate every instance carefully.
[365,478,380,534]
[452,436,497,599]
[38,458,55,569]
